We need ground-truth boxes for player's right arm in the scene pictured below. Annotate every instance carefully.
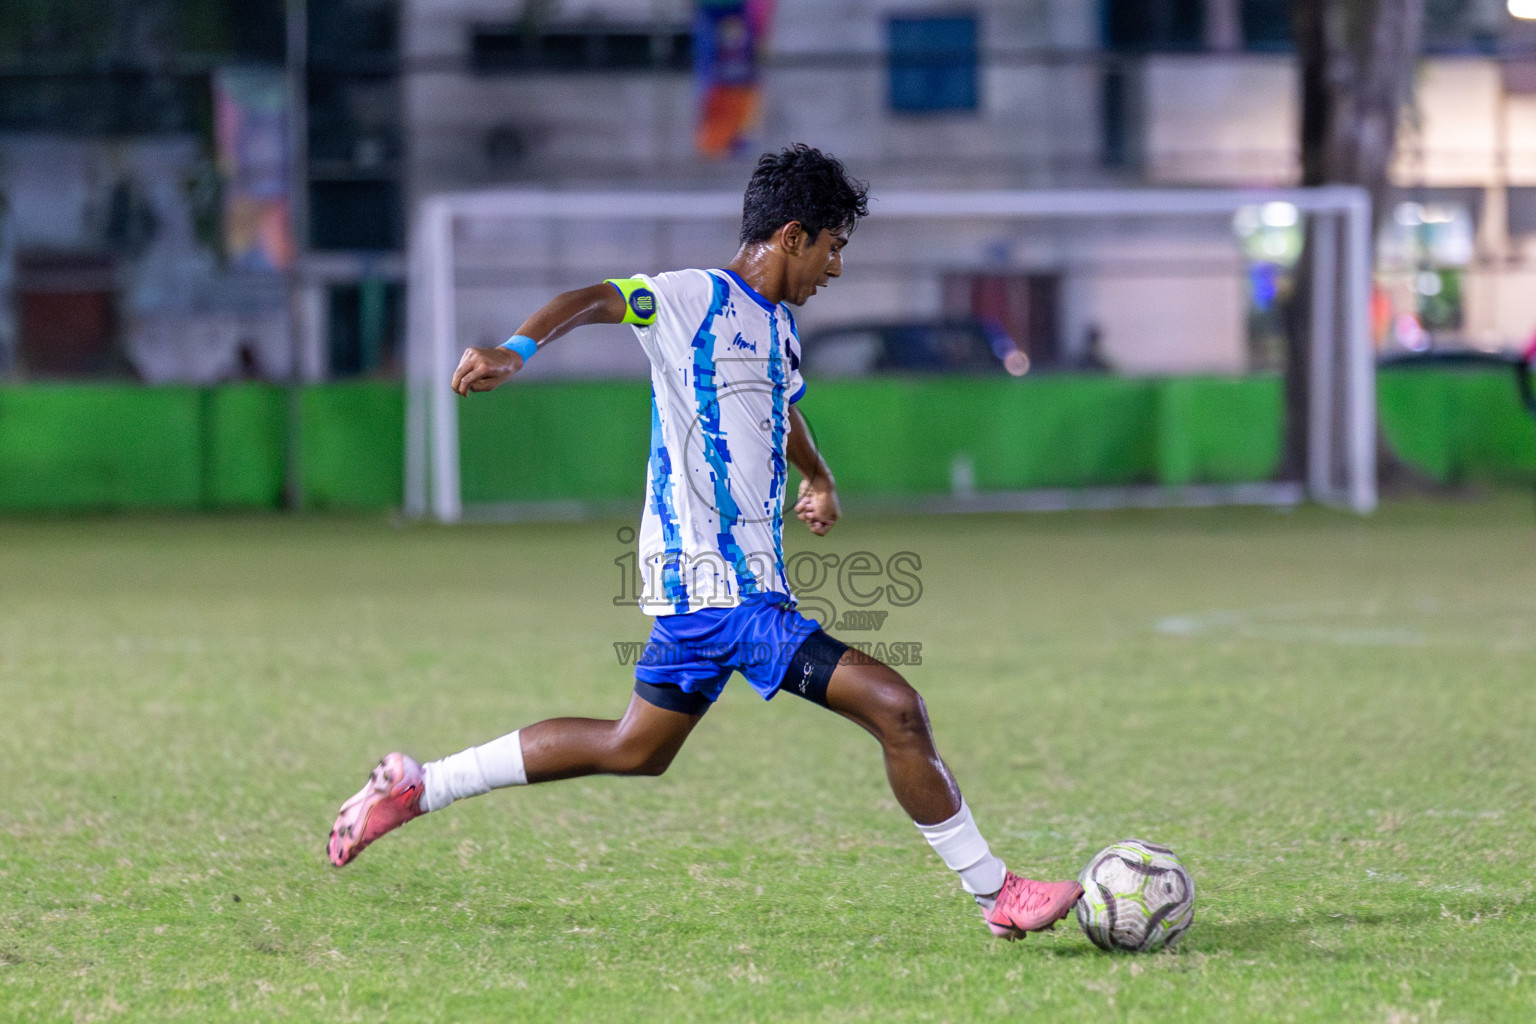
[450,282,627,395]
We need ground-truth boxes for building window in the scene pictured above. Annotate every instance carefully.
[888,15,978,114]
[470,26,692,74]
[1101,0,1203,52]
[328,278,403,377]
[1100,64,1141,170]
[1240,0,1292,51]
[309,180,401,251]
[1103,0,1294,52]
[305,0,402,254]
[1510,187,1536,239]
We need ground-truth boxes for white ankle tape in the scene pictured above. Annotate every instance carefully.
[472,729,527,789]
[914,801,1007,896]
[422,729,526,812]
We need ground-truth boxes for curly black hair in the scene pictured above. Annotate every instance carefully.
[738,144,870,245]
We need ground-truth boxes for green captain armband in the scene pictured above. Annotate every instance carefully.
[606,278,658,326]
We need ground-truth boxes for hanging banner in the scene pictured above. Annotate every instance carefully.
[212,67,295,273]
[694,0,775,158]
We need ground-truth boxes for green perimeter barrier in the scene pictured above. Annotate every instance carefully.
[299,382,405,509]
[0,381,404,512]
[0,384,203,511]
[0,370,1530,512]
[459,382,651,504]
[1378,364,1536,484]
[202,385,286,508]
[459,375,1282,501]
[1156,376,1285,486]
[802,376,1161,492]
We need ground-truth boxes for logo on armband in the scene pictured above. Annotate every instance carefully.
[629,289,656,320]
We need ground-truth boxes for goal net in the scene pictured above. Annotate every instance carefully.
[404,187,1375,522]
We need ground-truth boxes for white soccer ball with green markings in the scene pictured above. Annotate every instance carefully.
[1075,839,1195,952]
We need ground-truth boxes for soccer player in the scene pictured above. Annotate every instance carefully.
[327,145,1083,938]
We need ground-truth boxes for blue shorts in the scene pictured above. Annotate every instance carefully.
[632,592,820,710]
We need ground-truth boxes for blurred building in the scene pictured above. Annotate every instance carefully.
[404,0,1536,376]
[3,0,1536,381]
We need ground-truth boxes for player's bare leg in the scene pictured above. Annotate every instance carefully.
[823,652,961,825]
[328,696,701,866]
[822,648,1082,937]
[519,695,703,782]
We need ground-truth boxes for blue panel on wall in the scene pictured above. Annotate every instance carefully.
[888,16,978,113]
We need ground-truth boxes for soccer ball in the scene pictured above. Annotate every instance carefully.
[1075,839,1195,952]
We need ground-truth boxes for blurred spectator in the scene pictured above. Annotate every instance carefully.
[1065,325,1111,373]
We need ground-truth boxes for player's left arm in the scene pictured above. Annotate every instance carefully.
[787,404,839,536]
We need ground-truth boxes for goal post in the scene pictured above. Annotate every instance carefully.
[404,186,1375,523]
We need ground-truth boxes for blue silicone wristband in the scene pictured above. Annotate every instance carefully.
[500,334,538,362]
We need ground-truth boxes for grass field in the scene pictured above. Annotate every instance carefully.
[3,497,1535,1022]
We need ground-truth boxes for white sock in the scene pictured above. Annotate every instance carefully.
[420,729,527,813]
[914,800,1007,908]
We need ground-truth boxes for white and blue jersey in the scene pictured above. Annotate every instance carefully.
[624,268,807,617]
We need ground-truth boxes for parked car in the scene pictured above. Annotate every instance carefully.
[799,318,1029,377]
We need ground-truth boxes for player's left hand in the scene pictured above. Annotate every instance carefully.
[795,477,840,536]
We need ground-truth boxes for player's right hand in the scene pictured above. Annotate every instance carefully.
[451,346,523,395]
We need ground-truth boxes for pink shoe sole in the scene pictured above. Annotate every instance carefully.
[327,752,424,867]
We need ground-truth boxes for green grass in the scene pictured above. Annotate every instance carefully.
[3,497,1535,1022]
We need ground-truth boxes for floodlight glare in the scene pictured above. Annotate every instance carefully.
[1259,201,1298,227]
[1510,0,1536,20]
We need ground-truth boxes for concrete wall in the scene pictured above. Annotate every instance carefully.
[1463,262,1536,349]
[1395,59,1536,188]
[403,0,1104,199]
[1141,55,1536,190]
[1144,55,1297,186]
[404,9,1536,196]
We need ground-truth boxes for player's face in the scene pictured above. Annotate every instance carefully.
[787,225,848,306]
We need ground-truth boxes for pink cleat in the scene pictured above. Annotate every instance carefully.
[983,872,1084,939]
[327,752,425,867]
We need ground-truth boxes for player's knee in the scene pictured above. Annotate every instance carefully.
[626,747,675,776]
[607,737,675,776]
[871,682,931,746]
[632,755,672,777]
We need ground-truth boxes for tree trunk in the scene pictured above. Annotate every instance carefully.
[1284,0,1424,484]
